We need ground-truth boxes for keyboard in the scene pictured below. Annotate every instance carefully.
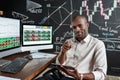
[0,60,11,67]
[1,57,29,73]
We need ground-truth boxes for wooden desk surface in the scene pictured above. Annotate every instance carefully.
[0,51,57,80]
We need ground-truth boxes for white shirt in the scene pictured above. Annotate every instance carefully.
[56,34,107,80]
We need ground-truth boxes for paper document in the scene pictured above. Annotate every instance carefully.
[30,52,56,59]
[0,76,20,80]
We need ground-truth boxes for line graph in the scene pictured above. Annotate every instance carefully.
[80,0,119,21]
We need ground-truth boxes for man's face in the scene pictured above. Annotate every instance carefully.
[71,16,89,41]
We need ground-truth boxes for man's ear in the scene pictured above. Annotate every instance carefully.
[86,22,89,28]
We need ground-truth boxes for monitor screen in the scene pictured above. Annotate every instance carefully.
[21,25,53,53]
[0,17,21,58]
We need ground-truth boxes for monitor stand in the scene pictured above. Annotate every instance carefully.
[38,49,54,53]
[30,50,48,55]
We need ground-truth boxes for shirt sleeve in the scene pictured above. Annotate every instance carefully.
[56,39,71,65]
[56,52,62,64]
[92,41,107,80]
[56,47,66,65]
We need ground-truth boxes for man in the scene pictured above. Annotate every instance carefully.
[37,15,107,80]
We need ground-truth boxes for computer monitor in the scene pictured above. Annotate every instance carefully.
[21,25,53,53]
[0,17,21,58]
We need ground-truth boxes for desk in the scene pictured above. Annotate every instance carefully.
[0,51,57,80]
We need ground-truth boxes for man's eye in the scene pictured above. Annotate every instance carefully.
[72,26,76,29]
[78,24,82,27]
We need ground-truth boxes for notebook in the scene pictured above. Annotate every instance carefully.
[0,76,20,80]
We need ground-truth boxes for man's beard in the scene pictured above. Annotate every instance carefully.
[75,30,86,42]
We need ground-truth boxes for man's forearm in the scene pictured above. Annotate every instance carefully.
[58,51,67,64]
[83,73,94,80]
[77,73,94,80]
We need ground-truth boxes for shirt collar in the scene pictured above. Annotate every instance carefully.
[82,34,90,43]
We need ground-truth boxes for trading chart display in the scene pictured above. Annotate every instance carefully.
[0,37,20,50]
[23,25,52,45]
[0,17,20,51]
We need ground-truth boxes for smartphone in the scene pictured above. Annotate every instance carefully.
[51,63,74,70]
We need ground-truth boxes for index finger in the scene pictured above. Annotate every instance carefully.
[64,40,69,44]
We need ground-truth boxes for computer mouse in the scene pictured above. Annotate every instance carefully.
[25,55,33,60]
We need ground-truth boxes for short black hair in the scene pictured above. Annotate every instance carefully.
[72,15,88,22]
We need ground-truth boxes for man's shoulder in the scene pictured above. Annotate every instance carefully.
[90,35,104,44]
[90,35,106,51]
